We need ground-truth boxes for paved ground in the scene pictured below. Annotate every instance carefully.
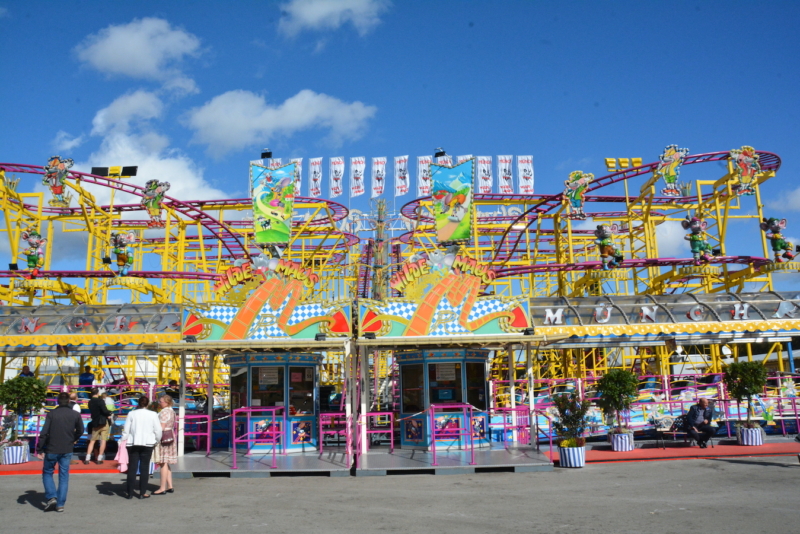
[1,455,797,534]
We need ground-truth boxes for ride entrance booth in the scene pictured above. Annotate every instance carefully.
[398,349,490,450]
[358,250,560,474]
[227,352,321,452]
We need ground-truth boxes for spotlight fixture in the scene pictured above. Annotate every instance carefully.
[523,327,536,336]
[712,248,722,257]
[261,148,272,159]
[434,147,447,159]
[102,257,112,265]
[8,263,18,271]
[364,332,376,340]
[315,333,327,341]
[184,335,197,343]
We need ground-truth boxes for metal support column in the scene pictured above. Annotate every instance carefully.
[359,345,369,454]
[507,344,517,442]
[178,352,186,457]
[526,342,536,448]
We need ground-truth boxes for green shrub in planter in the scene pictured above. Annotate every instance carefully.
[552,392,591,446]
[722,361,767,428]
[0,375,48,442]
[595,368,639,433]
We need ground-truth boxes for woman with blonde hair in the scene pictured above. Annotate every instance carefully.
[152,394,177,495]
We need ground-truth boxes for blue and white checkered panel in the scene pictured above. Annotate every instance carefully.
[246,295,293,339]
[205,306,238,325]
[380,301,416,320]
[429,299,470,336]
[287,303,332,326]
[466,298,507,323]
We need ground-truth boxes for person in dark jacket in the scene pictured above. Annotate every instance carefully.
[37,392,84,512]
[685,398,715,448]
[85,388,112,464]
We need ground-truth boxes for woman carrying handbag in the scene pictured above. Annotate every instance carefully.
[153,394,178,495]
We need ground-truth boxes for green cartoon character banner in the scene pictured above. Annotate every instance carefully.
[431,158,474,243]
[251,161,297,245]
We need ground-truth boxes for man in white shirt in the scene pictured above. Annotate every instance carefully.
[68,392,81,413]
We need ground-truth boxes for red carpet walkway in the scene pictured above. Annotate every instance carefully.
[0,458,120,476]
[546,438,800,465]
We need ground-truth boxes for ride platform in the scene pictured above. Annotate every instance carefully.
[355,445,553,476]
[171,447,351,478]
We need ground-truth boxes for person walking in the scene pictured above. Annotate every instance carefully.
[36,392,84,512]
[85,388,112,464]
[153,395,177,495]
[121,396,162,499]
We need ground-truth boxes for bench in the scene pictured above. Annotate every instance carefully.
[653,415,716,449]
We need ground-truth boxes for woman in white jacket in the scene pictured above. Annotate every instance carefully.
[121,396,162,499]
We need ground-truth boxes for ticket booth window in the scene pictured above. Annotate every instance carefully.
[230,367,248,409]
[289,366,315,414]
[401,364,424,412]
[428,362,462,406]
[465,362,487,410]
[251,367,285,407]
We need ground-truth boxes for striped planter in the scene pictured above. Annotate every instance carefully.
[610,433,634,452]
[1,445,29,465]
[738,427,763,446]
[558,446,586,468]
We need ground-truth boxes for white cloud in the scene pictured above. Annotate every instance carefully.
[74,18,201,93]
[279,0,390,36]
[768,187,800,212]
[52,131,85,152]
[655,220,688,258]
[185,89,377,157]
[92,90,164,135]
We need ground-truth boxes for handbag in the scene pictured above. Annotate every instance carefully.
[160,428,174,446]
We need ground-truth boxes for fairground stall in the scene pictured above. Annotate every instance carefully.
[1,144,799,474]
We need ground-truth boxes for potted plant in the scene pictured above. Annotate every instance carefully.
[594,369,639,452]
[552,392,591,468]
[723,361,767,446]
[0,375,48,464]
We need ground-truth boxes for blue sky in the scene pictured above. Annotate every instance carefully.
[1,0,800,281]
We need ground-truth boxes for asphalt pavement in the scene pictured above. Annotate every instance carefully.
[1,455,797,534]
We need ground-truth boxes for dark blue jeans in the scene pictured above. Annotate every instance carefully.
[42,453,72,507]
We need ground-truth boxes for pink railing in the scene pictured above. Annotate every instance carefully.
[429,404,476,467]
[492,406,531,445]
[180,414,211,456]
[231,407,285,469]
[354,411,395,468]
[319,412,350,454]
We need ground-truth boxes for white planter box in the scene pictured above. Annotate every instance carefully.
[738,427,763,446]
[610,433,634,452]
[558,445,586,468]
[1,445,30,465]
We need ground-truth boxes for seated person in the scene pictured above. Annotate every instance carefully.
[19,365,35,377]
[684,398,715,448]
[164,379,180,401]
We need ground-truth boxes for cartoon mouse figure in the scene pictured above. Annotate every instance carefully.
[594,224,621,270]
[109,232,136,276]
[563,171,593,220]
[21,229,46,278]
[42,155,74,207]
[760,217,795,263]
[141,179,171,228]
[682,215,714,265]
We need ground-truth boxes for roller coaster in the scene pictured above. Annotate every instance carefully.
[0,145,797,392]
